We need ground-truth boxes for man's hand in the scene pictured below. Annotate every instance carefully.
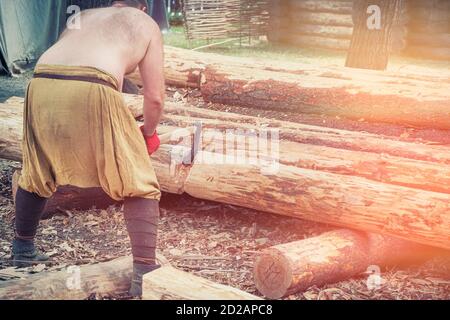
[140,126,160,155]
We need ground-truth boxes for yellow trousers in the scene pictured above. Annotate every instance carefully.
[19,65,161,201]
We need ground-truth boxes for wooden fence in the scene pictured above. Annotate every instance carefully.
[183,0,269,42]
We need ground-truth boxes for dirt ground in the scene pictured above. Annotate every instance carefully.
[0,71,33,102]
[1,74,449,300]
[1,159,449,300]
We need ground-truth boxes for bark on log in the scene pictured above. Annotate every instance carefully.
[183,150,450,249]
[0,256,133,299]
[406,46,450,61]
[165,121,450,194]
[0,255,166,300]
[408,33,450,49]
[283,34,350,50]
[0,255,258,300]
[200,64,450,129]
[253,229,439,298]
[288,0,353,14]
[142,266,261,300]
[290,24,353,39]
[126,46,206,88]
[126,46,450,91]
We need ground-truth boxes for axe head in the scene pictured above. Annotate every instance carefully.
[182,121,202,165]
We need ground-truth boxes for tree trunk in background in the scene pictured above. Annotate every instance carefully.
[346,0,405,70]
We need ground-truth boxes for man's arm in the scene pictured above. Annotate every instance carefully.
[139,24,165,136]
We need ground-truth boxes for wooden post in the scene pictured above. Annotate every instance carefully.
[345,0,405,70]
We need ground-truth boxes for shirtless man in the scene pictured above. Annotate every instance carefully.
[12,0,164,297]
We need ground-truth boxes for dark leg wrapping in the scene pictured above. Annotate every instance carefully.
[14,187,48,241]
[123,197,159,265]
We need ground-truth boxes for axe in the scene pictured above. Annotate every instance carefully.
[158,121,202,165]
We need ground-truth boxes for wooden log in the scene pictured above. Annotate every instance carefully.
[408,33,450,49]
[0,255,163,300]
[200,64,450,129]
[284,34,350,50]
[0,256,133,299]
[143,266,261,300]
[290,24,353,39]
[126,46,450,91]
[160,118,450,194]
[253,229,440,299]
[288,0,353,14]
[2,98,450,249]
[345,0,406,70]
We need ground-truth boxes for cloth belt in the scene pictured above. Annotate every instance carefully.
[33,73,118,91]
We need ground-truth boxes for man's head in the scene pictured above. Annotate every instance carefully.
[111,0,148,13]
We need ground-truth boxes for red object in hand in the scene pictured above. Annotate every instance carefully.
[140,126,160,155]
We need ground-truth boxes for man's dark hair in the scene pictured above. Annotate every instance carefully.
[112,0,148,11]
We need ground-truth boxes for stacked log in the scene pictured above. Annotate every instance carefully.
[2,96,450,250]
[266,0,447,60]
[128,46,450,129]
[405,0,450,60]
[200,63,450,129]
[267,0,353,50]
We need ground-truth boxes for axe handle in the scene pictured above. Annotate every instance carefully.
[159,127,195,145]
[159,131,175,145]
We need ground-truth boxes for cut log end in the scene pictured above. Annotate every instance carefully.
[254,248,292,299]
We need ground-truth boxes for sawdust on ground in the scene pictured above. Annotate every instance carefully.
[1,159,449,300]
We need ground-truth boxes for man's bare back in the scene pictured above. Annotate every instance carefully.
[38,4,165,136]
[38,7,158,90]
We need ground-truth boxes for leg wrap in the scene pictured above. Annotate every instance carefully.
[123,197,159,265]
[14,187,48,240]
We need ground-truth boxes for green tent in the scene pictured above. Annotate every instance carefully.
[0,0,169,75]
[0,0,67,74]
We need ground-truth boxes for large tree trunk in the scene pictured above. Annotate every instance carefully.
[200,64,450,129]
[125,46,450,91]
[183,150,450,249]
[345,0,405,70]
[2,98,450,249]
[0,256,133,299]
[253,230,439,299]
